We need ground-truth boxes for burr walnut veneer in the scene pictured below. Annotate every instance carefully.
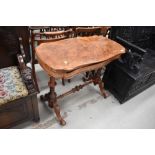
[36,36,125,125]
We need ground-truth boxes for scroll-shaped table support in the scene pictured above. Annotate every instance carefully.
[40,68,107,126]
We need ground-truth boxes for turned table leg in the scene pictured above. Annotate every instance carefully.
[93,69,107,98]
[48,77,66,126]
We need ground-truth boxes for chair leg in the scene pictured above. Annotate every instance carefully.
[62,78,65,86]
[62,78,71,85]
[32,63,40,93]
[31,95,40,122]
[86,71,89,78]
[82,72,90,82]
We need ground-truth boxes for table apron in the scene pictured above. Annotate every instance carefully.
[37,54,121,79]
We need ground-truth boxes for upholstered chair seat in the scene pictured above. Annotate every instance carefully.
[0,66,28,105]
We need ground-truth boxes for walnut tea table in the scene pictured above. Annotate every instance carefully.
[35,36,125,125]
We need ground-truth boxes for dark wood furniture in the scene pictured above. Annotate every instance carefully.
[29,26,51,32]
[36,36,125,125]
[75,26,110,37]
[49,26,72,31]
[104,26,155,103]
[0,26,32,64]
[31,29,73,92]
[75,27,102,37]
[15,26,31,63]
[0,27,40,128]
[100,26,111,36]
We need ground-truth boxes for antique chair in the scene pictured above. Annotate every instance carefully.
[104,26,155,103]
[29,26,51,33]
[49,26,72,31]
[0,27,40,128]
[75,27,102,37]
[75,26,111,37]
[100,26,111,37]
[31,29,73,91]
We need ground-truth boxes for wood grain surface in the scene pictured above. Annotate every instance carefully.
[36,36,125,78]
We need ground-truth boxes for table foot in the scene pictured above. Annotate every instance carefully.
[53,102,66,126]
[92,69,108,98]
[98,80,107,98]
[60,120,66,126]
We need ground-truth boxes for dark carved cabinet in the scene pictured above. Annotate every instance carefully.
[104,26,155,103]
[104,55,155,103]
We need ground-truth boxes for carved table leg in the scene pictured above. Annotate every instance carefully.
[93,69,107,98]
[49,77,66,126]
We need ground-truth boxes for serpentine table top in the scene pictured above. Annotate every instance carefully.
[36,36,125,79]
